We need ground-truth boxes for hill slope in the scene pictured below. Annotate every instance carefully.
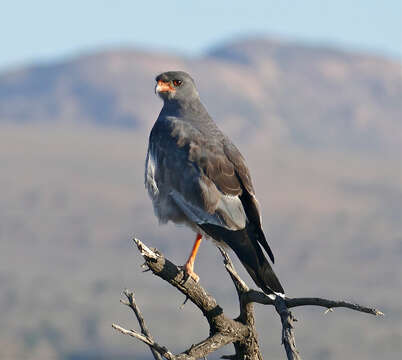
[0,38,401,360]
[1,38,401,152]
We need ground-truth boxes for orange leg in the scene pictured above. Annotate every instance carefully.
[184,233,202,282]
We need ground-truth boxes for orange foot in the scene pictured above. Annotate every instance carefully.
[184,260,200,283]
[182,233,202,282]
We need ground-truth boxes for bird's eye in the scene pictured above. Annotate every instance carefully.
[172,80,183,87]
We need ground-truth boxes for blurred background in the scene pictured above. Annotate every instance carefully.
[0,1,401,359]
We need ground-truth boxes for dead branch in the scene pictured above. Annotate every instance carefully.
[120,290,162,360]
[112,237,383,360]
[243,291,384,316]
[112,323,175,360]
[274,297,301,360]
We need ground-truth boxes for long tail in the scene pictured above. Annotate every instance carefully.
[200,224,284,295]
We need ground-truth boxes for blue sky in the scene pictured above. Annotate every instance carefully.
[1,0,401,71]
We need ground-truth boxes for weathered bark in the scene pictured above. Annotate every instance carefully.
[112,238,383,359]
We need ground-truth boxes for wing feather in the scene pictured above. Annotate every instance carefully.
[147,116,274,262]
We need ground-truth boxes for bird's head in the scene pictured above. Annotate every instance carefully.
[155,71,199,103]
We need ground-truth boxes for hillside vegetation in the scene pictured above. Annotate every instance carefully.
[0,38,401,359]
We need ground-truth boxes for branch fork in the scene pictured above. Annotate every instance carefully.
[112,237,383,360]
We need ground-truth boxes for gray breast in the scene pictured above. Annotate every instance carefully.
[145,145,189,225]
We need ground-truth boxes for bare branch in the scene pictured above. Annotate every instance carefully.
[183,332,241,360]
[130,237,253,359]
[111,237,383,360]
[132,238,247,334]
[285,297,384,316]
[121,290,162,360]
[217,245,249,294]
[275,297,301,360]
[243,290,383,316]
[112,324,176,360]
[218,246,263,359]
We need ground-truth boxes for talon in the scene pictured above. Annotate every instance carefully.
[184,261,200,282]
[182,233,202,283]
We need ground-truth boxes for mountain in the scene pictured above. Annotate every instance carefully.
[1,38,401,152]
[0,37,401,360]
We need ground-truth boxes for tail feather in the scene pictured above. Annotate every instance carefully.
[200,224,284,294]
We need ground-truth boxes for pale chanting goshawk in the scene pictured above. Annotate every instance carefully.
[145,71,284,295]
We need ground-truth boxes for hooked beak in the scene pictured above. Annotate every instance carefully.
[155,80,174,94]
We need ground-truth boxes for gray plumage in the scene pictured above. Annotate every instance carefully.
[145,71,284,294]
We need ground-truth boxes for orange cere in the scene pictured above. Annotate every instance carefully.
[157,80,175,92]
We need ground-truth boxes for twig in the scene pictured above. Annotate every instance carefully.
[121,289,162,360]
[112,324,175,360]
[217,246,249,294]
[275,297,301,360]
[285,297,384,316]
[243,291,383,316]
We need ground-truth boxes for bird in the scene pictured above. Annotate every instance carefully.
[145,71,284,295]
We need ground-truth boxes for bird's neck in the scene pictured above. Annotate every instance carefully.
[163,98,208,118]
